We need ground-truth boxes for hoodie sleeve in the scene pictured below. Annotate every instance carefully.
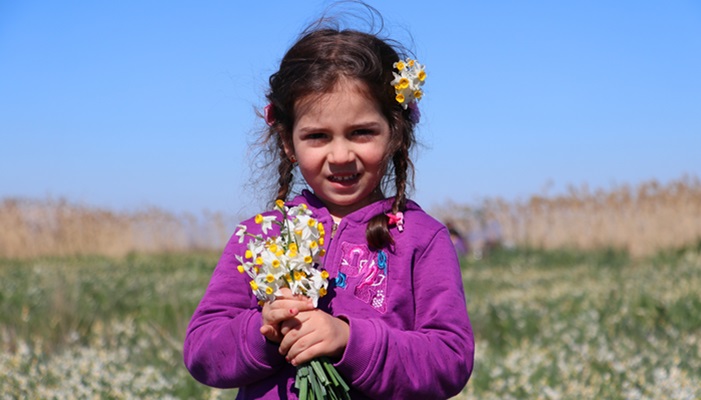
[335,227,474,399]
[183,232,286,388]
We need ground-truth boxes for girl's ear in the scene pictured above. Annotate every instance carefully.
[281,133,295,161]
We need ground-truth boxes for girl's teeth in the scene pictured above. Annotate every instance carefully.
[331,175,357,182]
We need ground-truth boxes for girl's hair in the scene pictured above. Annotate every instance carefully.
[260,9,418,250]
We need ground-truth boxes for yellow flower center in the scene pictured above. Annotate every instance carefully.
[245,249,253,259]
[255,214,263,224]
[396,93,405,103]
[418,70,426,82]
[396,60,405,71]
[266,273,275,283]
[237,265,245,274]
[265,286,274,295]
[321,270,329,280]
[250,281,258,290]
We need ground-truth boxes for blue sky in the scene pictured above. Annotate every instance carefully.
[1,1,700,216]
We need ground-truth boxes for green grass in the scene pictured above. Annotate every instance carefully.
[1,246,700,399]
[0,252,226,399]
[458,246,701,399]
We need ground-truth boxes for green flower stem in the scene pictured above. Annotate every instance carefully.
[296,357,350,400]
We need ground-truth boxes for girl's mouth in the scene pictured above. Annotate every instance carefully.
[329,174,360,184]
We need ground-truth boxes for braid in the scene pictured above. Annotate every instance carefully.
[366,212,391,250]
[275,144,295,203]
[366,142,412,250]
[391,145,410,214]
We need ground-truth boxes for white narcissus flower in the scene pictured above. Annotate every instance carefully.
[392,58,427,109]
[246,240,266,262]
[254,213,277,234]
[234,225,247,243]
[235,203,330,307]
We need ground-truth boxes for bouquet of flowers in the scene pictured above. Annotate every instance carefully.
[234,200,351,400]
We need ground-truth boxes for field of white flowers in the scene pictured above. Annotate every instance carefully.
[457,247,701,399]
[1,247,700,399]
[0,253,227,399]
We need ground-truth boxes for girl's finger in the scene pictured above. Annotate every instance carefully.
[270,298,315,313]
[287,337,325,366]
[280,314,305,336]
[264,307,300,326]
[259,324,282,343]
[278,320,307,356]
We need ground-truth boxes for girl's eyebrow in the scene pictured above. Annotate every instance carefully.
[348,121,382,130]
[296,121,383,134]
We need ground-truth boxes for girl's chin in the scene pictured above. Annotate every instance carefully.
[316,191,383,214]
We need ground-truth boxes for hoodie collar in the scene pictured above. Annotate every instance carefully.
[290,190,419,225]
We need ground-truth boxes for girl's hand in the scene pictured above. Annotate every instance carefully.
[278,309,349,366]
[260,288,315,343]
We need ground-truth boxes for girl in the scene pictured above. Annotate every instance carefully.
[184,10,474,400]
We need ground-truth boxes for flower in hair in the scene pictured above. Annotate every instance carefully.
[391,58,426,110]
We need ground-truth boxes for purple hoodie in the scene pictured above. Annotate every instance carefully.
[184,191,474,399]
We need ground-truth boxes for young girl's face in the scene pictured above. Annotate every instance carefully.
[288,79,391,219]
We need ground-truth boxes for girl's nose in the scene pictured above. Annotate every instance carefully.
[328,141,355,164]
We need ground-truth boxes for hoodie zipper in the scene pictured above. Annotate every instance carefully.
[322,221,340,277]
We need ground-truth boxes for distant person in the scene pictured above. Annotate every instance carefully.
[183,3,474,399]
[483,218,503,257]
[446,221,470,258]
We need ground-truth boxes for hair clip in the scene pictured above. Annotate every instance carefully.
[407,102,421,124]
[391,58,426,110]
[386,211,404,232]
[264,103,275,126]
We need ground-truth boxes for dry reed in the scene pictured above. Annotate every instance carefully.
[0,198,237,259]
[433,175,701,257]
[3,176,700,259]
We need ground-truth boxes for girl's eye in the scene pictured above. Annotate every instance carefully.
[351,129,377,142]
[304,132,327,141]
[352,129,373,136]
